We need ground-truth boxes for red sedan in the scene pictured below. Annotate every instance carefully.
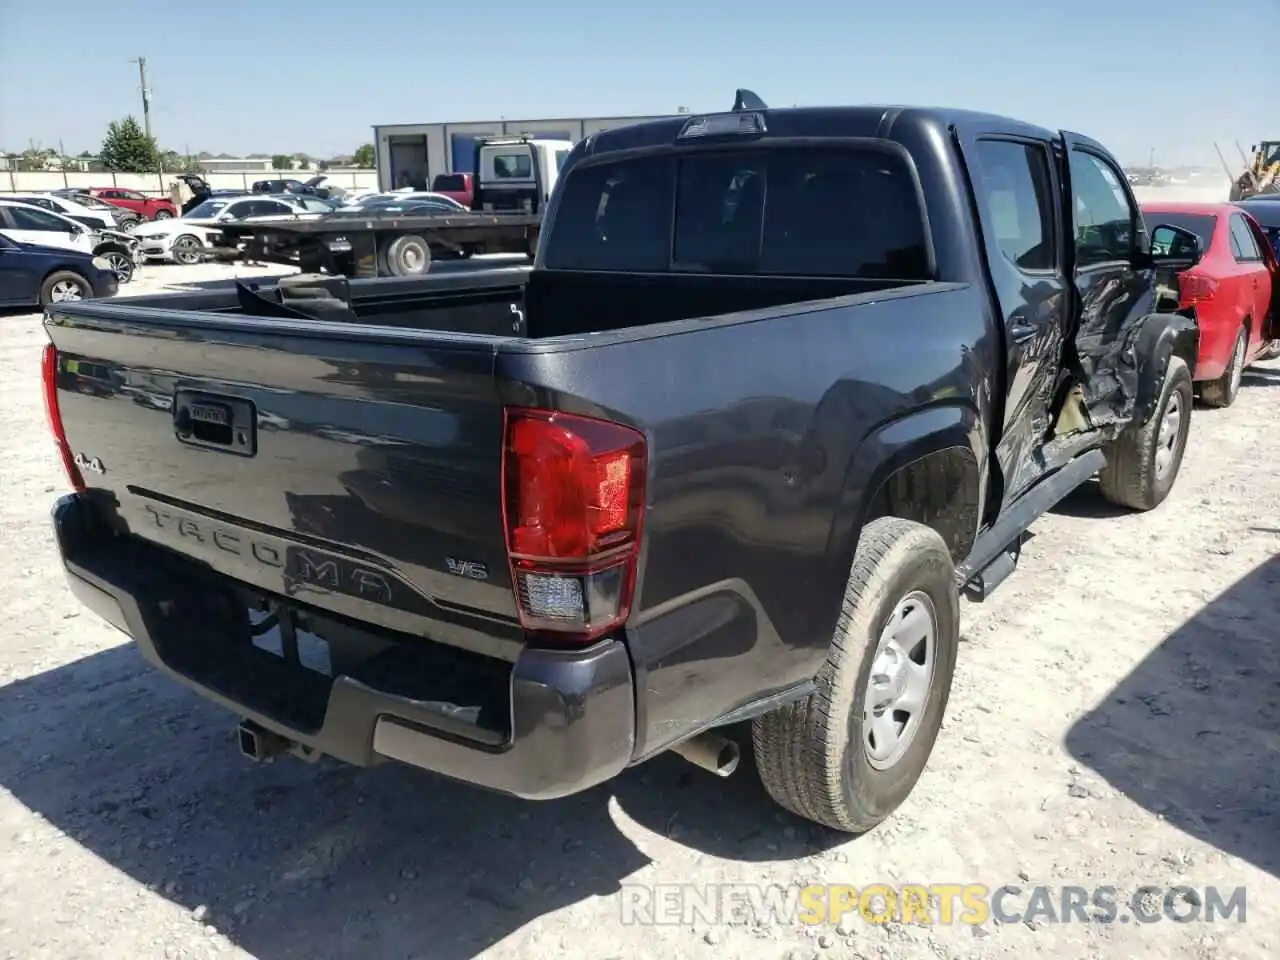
[1142,201,1277,407]
[86,187,177,222]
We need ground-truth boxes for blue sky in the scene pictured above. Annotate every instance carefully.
[0,0,1274,166]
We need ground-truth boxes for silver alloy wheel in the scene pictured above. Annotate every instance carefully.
[1155,389,1183,479]
[49,280,84,303]
[105,251,133,281]
[1229,333,1245,397]
[863,591,937,770]
[154,209,173,220]
[173,236,201,265]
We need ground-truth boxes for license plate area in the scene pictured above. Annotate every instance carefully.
[174,391,256,456]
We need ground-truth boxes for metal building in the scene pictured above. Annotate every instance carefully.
[372,113,675,191]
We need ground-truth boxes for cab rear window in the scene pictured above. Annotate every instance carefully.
[543,145,931,279]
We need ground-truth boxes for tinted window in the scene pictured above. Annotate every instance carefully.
[223,202,256,220]
[974,140,1056,271]
[1142,212,1216,253]
[119,191,145,201]
[1070,149,1136,266]
[1228,214,1262,261]
[6,206,68,231]
[544,155,674,271]
[545,146,930,279]
[17,197,57,212]
[433,174,466,191]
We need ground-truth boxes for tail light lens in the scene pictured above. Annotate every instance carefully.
[41,343,85,492]
[501,407,646,643]
[1180,272,1218,306]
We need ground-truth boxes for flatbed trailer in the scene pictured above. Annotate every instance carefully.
[202,210,541,278]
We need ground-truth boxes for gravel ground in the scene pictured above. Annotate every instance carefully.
[1,258,1277,960]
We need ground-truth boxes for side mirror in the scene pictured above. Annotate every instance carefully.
[1149,224,1203,265]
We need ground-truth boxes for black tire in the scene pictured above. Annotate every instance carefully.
[752,517,960,834]
[1098,356,1193,511]
[116,214,140,231]
[153,209,173,220]
[102,250,135,283]
[172,235,203,265]
[380,235,432,276]
[1200,326,1247,408]
[40,270,91,309]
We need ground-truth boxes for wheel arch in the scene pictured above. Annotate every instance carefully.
[1131,311,1200,422]
[827,402,987,584]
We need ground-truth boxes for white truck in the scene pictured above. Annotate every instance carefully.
[472,136,574,214]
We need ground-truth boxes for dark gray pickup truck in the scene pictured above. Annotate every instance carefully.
[44,91,1202,834]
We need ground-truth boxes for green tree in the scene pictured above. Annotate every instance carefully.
[294,155,311,171]
[98,116,161,173]
[271,154,294,171]
[353,143,375,168]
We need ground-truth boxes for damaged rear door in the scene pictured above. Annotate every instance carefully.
[1060,132,1160,428]
[959,130,1069,506]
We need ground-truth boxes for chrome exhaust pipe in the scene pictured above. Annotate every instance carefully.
[670,731,740,777]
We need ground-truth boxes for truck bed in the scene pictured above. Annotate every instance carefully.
[117,267,926,340]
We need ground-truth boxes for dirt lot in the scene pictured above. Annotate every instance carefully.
[0,259,1277,960]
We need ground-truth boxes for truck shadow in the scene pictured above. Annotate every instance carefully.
[1065,551,1280,877]
[0,646,826,959]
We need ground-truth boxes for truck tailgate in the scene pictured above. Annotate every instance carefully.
[46,307,525,663]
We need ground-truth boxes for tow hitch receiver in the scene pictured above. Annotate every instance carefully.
[237,719,291,763]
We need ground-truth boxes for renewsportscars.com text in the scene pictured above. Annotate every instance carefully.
[619,882,1247,927]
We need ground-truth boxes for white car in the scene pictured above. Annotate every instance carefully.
[3,192,119,230]
[133,195,309,264]
[0,200,96,254]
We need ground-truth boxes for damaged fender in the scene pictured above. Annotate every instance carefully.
[1128,311,1199,424]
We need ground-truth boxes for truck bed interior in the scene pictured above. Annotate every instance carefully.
[113,267,927,339]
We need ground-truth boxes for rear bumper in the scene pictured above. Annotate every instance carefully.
[51,493,636,800]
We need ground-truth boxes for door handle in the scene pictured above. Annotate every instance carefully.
[1010,323,1037,345]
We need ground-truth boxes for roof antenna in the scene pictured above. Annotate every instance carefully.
[732,89,768,112]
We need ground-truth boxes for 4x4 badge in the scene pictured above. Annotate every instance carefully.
[73,453,105,476]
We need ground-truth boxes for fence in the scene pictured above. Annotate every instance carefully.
[0,168,379,196]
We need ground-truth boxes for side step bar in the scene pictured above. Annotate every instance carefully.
[955,448,1106,601]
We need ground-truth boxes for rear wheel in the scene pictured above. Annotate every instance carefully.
[1099,356,1193,511]
[380,234,432,276]
[1200,325,1246,408]
[40,271,90,309]
[752,517,959,834]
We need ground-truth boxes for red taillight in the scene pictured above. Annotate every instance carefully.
[501,407,646,643]
[42,343,85,492]
[1180,272,1218,306]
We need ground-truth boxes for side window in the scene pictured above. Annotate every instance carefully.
[7,206,68,231]
[1228,215,1262,262]
[973,140,1056,272]
[120,191,145,201]
[223,202,253,220]
[22,197,56,212]
[1069,149,1137,267]
[254,201,292,216]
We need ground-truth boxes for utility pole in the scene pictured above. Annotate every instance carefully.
[131,57,153,139]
